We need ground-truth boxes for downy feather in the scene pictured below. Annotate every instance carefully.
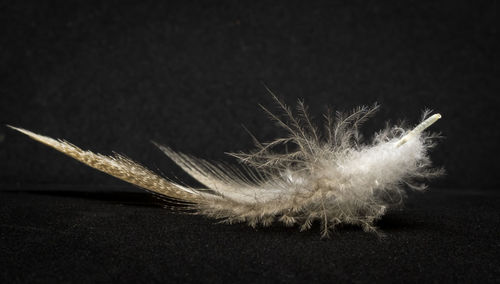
[8,96,443,237]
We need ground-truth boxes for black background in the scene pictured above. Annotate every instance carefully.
[1,1,499,282]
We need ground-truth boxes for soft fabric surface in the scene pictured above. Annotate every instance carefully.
[0,186,498,282]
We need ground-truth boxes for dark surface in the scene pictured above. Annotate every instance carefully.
[0,186,498,283]
[0,0,498,188]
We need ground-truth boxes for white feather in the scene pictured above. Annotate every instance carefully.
[9,97,443,237]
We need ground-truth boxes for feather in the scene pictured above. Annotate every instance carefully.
[8,97,443,237]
